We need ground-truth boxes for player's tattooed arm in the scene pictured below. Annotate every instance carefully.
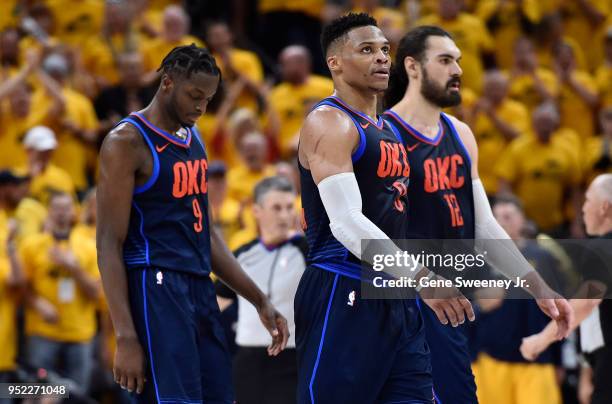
[208,207,289,356]
[97,124,148,394]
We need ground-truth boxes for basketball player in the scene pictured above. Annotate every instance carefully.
[296,14,473,403]
[97,45,288,404]
[383,26,574,403]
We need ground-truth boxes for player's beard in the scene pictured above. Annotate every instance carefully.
[420,68,462,108]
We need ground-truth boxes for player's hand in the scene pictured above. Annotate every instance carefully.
[536,297,573,339]
[257,300,289,356]
[419,276,475,327]
[114,335,146,394]
[520,333,549,361]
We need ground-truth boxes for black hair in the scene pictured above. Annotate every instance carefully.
[383,26,452,108]
[157,44,221,80]
[254,176,295,204]
[320,12,378,56]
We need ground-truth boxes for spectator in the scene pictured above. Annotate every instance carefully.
[0,51,48,170]
[475,0,541,69]
[554,42,599,139]
[270,45,333,157]
[474,195,562,404]
[496,103,582,237]
[208,161,241,244]
[23,126,76,206]
[205,20,264,111]
[21,192,100,391]
[94,52,155,136]
[0,169,46,245]
[37,52,99,194]
[468,70,529,194]
[45,0,104,49]
[227,131,276,204]
[533,12,587,72]
[417,0,495,93]
[216,176,305,404]
[0,176,26,404]
[595,27,612,108]
[0,28,21,74]
[520,174,612,403]
[584,105,612,185]
[508,37,559,112]
[140,5,204,82]
[81,0,138,88]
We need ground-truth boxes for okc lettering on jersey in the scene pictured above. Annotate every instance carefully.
[423,154,465,193]
[377,140,410,178]
[172,159,208,198]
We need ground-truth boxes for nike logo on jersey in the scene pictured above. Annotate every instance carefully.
[156,143,170,153]
[360,122,370,129]
[406,143,419,152]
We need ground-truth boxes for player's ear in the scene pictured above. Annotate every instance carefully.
[327,54,341,74]
[161,73,174,92]
[404,56,419,80]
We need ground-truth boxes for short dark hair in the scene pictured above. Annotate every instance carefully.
[254,176,295,204]
[320,12,378,56]
[384,26,452,108]
[492,194,524,212]
[158,44,221,80]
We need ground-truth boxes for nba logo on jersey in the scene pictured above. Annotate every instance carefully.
[347,290,356,306]
[156,271,163,285]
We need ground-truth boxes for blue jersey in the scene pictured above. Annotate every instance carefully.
[384,110,475,239]
[299,96,411,279]
[119,112,212,276]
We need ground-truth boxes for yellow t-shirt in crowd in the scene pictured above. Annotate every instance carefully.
[213,48,264,112]
[0,210,18,371]
[495,132,582,231]
[8,197,47,246]
[0,0,21,31]
[45,0,104,49]
[28,163,76,206]
[535,36,587,72]
[212,197,242,244]
[270,75,333,155]
[475,0,541,69]
[82,31,143,86]
[559,70,598,139]
[141,35,205,73]
[559,0,610,70]
[226,164,276,203]
[33,87,99,191]
[417,13,494,94]
[20,230,99,343]
[258,0,324,18]
[472,99,530,194]
[0,99,48,169]
[595,64,612,107]
[583,135,612,185]
[508,68,560,112]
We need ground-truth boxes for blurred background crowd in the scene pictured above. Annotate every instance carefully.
[0,0,611,403]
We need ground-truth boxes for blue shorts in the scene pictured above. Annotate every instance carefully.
[127,268,233,404]
[418,300,477,404]
[295,267,433,404]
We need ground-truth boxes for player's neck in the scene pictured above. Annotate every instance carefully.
[391,92,442,136]
[140,102,182,134]
[332,85,378,120]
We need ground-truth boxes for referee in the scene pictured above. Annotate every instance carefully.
[217,176,306,404]
[521,174,612,403]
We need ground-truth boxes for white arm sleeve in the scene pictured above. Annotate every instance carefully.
[318,172,423,278]
[473,178,534,278]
